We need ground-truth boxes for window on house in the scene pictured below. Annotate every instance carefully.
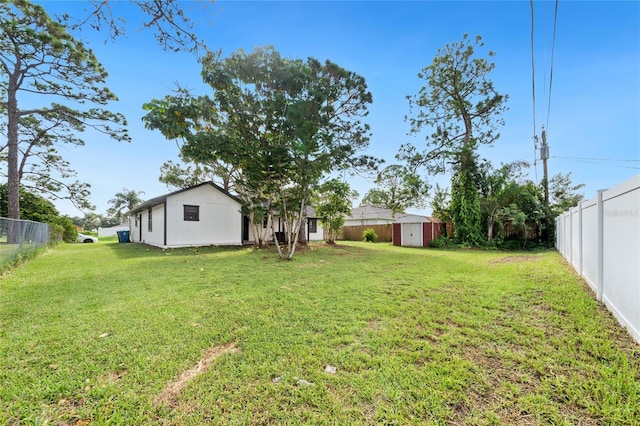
[308,218,317,233]
[148,208,152,232]
[263,215,268,228]
[184,205,200,221]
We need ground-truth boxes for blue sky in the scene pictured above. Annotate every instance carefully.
[31,1,640,218]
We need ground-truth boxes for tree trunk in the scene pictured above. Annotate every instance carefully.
[7,73,20,221]
[7,70,21,244]
[298,218,307,244]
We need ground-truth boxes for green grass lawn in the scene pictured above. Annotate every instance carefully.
[1,240,638,425]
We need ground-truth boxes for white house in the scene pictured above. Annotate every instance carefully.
[269,206,325,243]
[344,205,395,227]
[126,182,245,248]
[126,182,324,248]
[305,206,324,242]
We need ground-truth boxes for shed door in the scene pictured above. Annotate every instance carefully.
[402,223,422,247]
[392,223,402,246]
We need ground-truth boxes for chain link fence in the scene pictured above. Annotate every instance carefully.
[0,217,51,271]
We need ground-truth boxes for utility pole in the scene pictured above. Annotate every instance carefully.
[540,126,551,243]
[541,127,550,208]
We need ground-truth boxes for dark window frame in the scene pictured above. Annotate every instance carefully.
[308,218,317,233]
[184,205,200,221]
[148,208,153,232]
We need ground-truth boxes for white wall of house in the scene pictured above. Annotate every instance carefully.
[127,184,322,247]
[127,205,165,246]
[252,216,324,242]
[145,204,165,247]
[165,184,242,247]
[129,213,141,243]
[308,218,324,241]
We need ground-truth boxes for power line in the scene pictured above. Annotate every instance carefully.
[552,155,640,163]
[529,0,538,182]
[530,0,537,138]
[552,156,640,170]
[546,0,558,131]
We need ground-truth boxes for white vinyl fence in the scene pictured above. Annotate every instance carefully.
[556,174,640,343]
[98,224,130,237]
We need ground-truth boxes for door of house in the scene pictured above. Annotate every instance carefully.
[402,223,422,247]
[242,216,250,242]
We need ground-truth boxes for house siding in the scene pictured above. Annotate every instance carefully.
[165,184,242,247]
[308,219,324,241]
[248,215,325,243]
[144,205,165,247]
[127,182,322,248]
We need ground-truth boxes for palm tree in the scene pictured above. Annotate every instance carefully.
[107,188,145,224]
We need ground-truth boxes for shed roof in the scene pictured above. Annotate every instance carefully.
[394,214,443,224]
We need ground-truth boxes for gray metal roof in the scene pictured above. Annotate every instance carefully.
[346,204,395,220]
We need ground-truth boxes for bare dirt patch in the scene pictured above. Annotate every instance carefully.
[153,342,239,409]
[457,344,602,425]
[489,255,540,264]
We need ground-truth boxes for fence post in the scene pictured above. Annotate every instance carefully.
[596,189,605,302]
[578,201,583,276]
[568,208,573,266]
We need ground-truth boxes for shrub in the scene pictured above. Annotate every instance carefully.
[430,236,455,249]
[49,216,77,243]
[362,228,378,243]
[49,223,64,245]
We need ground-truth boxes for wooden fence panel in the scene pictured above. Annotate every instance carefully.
[338,224,393,242]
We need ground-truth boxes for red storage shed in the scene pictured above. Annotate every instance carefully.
[392,215,444,247]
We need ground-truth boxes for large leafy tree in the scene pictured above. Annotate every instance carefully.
[430,183,452,224]
[0,0,130,226]
[0,182,57,223]
[401,34,507,245]
[0,183,77,242]
[506,181,545,247]
[313,179,358,243]
[361,164,429,218]
[549,172,585,216]
[477,160,529,243]
[159,154,234,192]
[143,47,378,259]
[80,212,103,232]
[449,145,484,245]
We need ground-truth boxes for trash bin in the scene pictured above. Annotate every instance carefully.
[117,230,130,243]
